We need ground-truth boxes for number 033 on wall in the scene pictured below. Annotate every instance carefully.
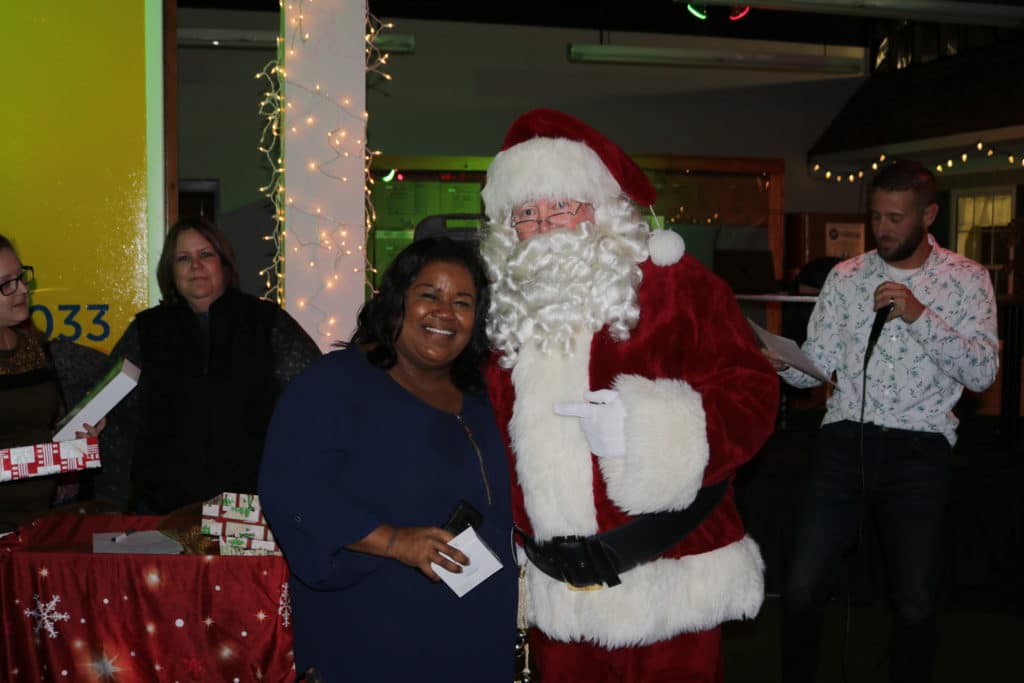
[31,303,112,343]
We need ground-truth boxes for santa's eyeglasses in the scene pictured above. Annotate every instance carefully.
[510,201,586,238]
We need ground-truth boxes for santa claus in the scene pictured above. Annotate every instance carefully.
[480,109,779,682]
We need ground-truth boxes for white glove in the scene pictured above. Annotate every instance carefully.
[553,389,627,458]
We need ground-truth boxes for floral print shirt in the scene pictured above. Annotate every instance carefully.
[780,235,998,445]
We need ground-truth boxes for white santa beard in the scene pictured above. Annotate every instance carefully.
[487,223,641,363]
[510,329,599,540]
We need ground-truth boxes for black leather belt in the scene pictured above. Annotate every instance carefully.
[516,479,728,589]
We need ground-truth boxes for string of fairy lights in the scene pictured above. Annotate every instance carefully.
[809,139,1024,184]
[257,0,392,313]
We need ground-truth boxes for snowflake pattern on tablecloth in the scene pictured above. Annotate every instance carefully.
[183,656,205,677]
[24,593,70,639]
[277,582,291,628]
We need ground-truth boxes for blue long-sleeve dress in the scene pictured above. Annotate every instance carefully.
[259,347,516,682]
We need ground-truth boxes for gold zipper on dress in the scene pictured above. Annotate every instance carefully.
[454,413,493,505]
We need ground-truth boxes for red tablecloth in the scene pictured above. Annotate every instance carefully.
[0,514,295,682]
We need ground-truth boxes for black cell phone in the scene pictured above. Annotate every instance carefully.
[442,499,483,534]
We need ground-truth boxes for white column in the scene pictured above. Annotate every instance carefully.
[282,0,367,350]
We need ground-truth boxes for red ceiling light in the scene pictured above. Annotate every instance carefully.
[729,6,751,21]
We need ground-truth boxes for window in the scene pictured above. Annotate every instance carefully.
[954,188,1016,294]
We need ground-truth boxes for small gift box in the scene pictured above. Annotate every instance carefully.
[52,358,139,442]
[201,492,280,556]
[0,438,101,483]
[218,535,280,556]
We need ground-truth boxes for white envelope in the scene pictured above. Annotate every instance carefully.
[430,526,503,598]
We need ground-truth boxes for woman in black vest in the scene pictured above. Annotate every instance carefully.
[105,217,320,513]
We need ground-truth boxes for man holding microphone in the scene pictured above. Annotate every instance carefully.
[767,160,999,682]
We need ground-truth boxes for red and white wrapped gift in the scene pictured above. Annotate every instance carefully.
[0,438,100,483]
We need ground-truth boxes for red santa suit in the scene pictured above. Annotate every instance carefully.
[481,110,779,682]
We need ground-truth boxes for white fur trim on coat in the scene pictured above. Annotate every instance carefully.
[527,535,764,647]
[482,137,621,222]
[510,331,600,541]
[598,375,709,514]
[649,230,685,266]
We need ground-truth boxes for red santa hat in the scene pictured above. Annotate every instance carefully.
[481,109,657,222]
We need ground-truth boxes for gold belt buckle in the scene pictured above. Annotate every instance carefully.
[566,580,604,592]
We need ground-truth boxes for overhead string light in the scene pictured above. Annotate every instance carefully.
[256,0,394,312]
[808,140,1024,184]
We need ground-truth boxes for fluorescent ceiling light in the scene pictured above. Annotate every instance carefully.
[177,28,414,54]
[567,43,864,75]
[700,1,1024,28]
[177,28,278,49]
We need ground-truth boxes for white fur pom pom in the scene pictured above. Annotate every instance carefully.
[648,230,685,266]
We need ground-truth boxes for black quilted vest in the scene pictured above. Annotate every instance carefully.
[132,290,277,513]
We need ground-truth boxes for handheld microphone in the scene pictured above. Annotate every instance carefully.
[864,301,894,368]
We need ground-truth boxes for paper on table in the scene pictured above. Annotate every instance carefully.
[92,530,184,555]
[747,318,834,386]
[430,526,503,598]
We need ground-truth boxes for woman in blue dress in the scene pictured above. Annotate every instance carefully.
[259,237,516,682]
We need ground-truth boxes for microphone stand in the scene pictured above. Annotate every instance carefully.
[843,300,895,683]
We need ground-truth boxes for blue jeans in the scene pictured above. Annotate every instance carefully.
[781,421,952,683]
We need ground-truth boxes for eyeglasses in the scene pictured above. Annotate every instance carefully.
[0,266,34,296]
[510,200,587,237]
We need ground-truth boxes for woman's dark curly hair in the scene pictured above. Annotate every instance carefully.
[349,236,490,394]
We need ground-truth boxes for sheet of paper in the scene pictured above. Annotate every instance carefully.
[747,318,834,386]
[430,526,503,598]
[92,530,184,555]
